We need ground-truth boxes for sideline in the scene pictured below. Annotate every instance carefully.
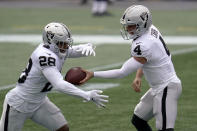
[1,47,197,91]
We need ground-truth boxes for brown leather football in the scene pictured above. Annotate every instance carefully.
[65,67,86,85]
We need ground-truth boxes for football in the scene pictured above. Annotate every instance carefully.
[65,67,86,85]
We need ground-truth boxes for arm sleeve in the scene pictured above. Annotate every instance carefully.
[42,67,90,101]
[94,57,143,78]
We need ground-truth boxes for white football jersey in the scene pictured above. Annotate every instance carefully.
[131,25,180,90]
[6,44,83,113]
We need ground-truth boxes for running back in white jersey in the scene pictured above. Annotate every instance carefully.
[6,43,96,113]
[6,44,65,113]
[131,25,178,89]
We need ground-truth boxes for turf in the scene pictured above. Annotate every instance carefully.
[0,6,197,131]
[0,7,197,35]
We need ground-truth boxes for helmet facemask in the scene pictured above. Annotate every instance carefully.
[55,41,72,58]
[120,23,139,40]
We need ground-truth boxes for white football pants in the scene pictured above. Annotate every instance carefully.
[0,98,67,131]
[134,81,182,130]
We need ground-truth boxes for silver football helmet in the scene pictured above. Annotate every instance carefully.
[43,22,73,57]
[120,5,152,40]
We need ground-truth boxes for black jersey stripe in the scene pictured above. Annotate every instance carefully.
[4,104,10,131]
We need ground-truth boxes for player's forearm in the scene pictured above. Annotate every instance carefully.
[94,69,126,78]
[42,67,90,101]
[136,68,143,78]
[54,81,90,100]
[94,57,143,79]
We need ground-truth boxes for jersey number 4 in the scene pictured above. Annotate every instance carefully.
[134,45,142,55]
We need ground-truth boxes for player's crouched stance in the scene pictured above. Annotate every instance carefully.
[81,5,182,131]
[0,22,108,131]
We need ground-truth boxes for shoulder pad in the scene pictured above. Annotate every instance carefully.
[33,46,58,69]
[131,41,152,60]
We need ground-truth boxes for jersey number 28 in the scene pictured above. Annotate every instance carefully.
[18,56,56,92]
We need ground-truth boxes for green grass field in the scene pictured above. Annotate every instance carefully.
[0,6,197,131]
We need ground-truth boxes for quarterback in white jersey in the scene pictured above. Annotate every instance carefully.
[0,22,108,131]
[81,5,182,131]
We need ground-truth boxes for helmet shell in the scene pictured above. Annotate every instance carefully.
[120,5,152,39]
[42,22,73,57]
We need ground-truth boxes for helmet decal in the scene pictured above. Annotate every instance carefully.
[140,12,147,21]
[46,31,54,44]
[140,12,148,28]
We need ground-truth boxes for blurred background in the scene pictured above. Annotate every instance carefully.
[0,0,197,131]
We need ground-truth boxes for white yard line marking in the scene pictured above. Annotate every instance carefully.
[1,46,197,91]
[171,47,197,55]
[0,34,197,45]
[0,84,16,91]
[80,83,120,91]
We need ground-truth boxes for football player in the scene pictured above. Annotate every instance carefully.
[81,5,182,131]
[92,0,111,16]
[0,22,108,131]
